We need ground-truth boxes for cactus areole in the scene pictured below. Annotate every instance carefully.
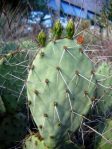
[27,21,96,148]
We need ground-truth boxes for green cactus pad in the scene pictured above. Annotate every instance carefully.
[0,51,28,113]
[27,38,96,148]
[95,62,112,115]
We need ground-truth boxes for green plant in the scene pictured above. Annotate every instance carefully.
[0,50,28,113]
[66,19,74,39]
[37,30,46,46]
[0,37,39,148]
[52,20,63,39]
[26,20,96,148]
[95,62,112,115]
[0,19,111,149]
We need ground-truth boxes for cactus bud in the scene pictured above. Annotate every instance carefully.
[37,30,46,47]
[66,19,74,39]
[53,20,63,39]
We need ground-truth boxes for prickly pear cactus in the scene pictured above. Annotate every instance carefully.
[95,62,112,115]
[27,21,96,148]
[0,112,28,149]
[0,51,28,113]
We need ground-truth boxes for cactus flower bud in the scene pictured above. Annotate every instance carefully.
[66,19,75,39]
[53,20,63,39]
[37,30,46,47]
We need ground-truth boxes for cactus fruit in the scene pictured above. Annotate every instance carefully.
[0,112,28,149]
[27,21,97,148]
[0,50,28,113]
[95,62,112,115]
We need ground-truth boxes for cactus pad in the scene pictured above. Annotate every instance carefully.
[96,62,112,115]
[0,51,28,113]
[27,37,96,148]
